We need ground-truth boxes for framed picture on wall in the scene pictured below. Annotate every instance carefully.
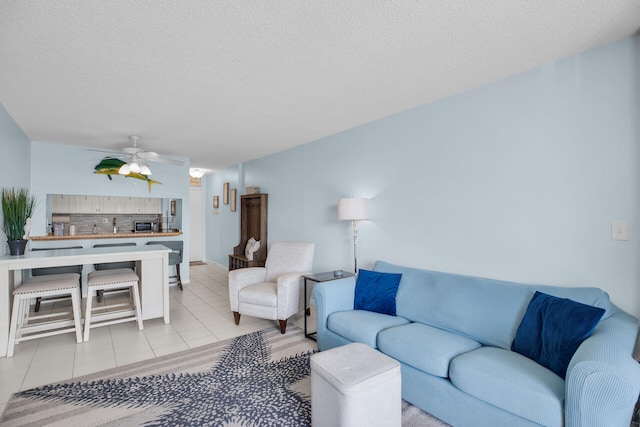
[230,189,237,212]
[213,196,219,209]
[223,182,229,205]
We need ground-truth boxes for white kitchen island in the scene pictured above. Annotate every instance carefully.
[0,245,170,357]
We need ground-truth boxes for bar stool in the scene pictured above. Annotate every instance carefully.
[7,273,83,357]
[146,241,183,290]
[84,268,143,341]
[93,242,137,302]
[31,246,83,312]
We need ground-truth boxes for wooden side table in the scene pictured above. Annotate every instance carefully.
[303,270,355,340]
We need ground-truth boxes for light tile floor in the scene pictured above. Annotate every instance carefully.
[0,263,312,416]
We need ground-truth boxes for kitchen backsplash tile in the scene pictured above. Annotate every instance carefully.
[50,214,162,235]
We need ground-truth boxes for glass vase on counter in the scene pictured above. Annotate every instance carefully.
[162,211,174,232]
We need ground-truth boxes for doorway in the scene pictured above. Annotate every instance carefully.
[189,187,204,263]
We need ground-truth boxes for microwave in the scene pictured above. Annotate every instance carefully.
[134,221,154,232]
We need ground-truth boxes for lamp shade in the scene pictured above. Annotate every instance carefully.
[338,198,369,221]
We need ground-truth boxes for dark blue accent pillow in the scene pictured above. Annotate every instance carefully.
[354,269,402,316]
[511,291,605,379]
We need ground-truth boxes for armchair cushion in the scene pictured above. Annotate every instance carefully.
[239,282,277,307]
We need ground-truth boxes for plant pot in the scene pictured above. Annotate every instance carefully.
[7,239,28,256]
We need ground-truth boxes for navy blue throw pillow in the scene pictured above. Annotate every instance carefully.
[354,269,402,316]
[511,291,605,379]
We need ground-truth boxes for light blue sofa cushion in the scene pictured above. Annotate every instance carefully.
[450,346,565,427]
[327,310,410,348]
[374,260,613,349]
[378,323,481,378]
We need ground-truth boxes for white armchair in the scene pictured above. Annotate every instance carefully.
[229,241,315,334]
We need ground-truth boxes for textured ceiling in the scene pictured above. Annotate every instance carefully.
[1,1,639,172]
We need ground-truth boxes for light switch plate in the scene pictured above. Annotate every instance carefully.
[612,220,629,241]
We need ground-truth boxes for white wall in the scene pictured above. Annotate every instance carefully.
[207,35,640,317]
[0,104,32,255]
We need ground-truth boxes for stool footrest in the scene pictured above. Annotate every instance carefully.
[18,319,78,337]
[90,309,136,322]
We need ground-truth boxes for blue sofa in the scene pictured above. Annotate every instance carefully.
[313,261,640,427]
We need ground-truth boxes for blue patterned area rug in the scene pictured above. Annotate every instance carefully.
[1,326,448,426]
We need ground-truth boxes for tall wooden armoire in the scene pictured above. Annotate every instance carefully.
[228,193,268,270]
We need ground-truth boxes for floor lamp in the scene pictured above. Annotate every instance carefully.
[338,197,369,273]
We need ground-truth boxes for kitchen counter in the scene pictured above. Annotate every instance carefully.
[30,230,182,241]
[0,245,171,357]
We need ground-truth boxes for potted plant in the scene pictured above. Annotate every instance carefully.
[1,188,36,256]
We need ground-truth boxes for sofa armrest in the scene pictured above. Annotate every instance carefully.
[228,267,267,311]
[565,311,640,427]
[312,277,356,348]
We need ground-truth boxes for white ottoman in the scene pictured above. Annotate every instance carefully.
[311,342,401,427]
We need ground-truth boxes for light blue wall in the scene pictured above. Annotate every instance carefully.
[0,104,32,255]
[29,141,192,282]
[205,165,241,264]
[207,35,640,317]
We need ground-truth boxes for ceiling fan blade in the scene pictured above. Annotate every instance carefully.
[139,151,184,166]
[121,146,145,155]
[148,157,184,166]
[137,151,160,158]
[87,148,126,155]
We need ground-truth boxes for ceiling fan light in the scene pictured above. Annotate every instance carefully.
[129,162,141,174]
[118,164,131,175]
[189,168,206,179]
[139,165,152,176]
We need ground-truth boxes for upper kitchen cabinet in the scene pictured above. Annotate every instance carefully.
[49,195,165,215]
[120,196,140,214]
[75,195,102,213]
[117,197,161,214]
[51,194,73,213]
[140,197,161,214]
[102,195,118,213]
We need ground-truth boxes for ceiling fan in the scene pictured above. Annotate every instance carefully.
[91,135,183,176]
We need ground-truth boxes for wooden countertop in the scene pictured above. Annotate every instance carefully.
[30,231,183,241]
